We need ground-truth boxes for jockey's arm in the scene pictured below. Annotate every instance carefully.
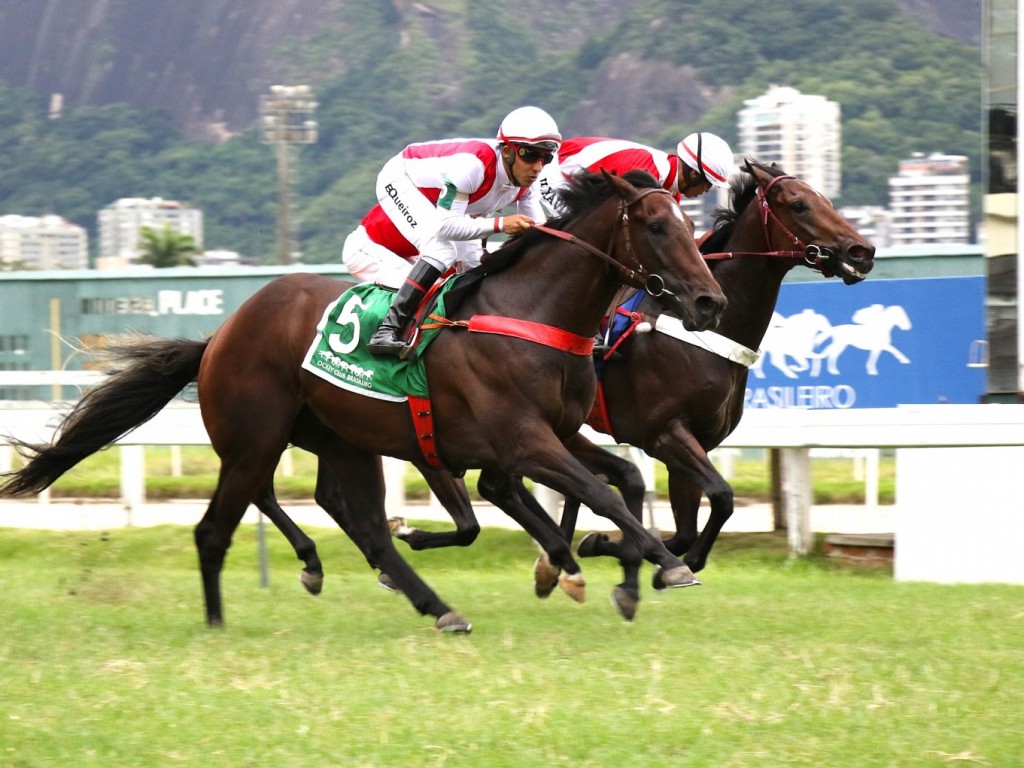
[434,185,537,240]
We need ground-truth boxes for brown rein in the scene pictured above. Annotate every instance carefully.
[532,186,676,296]
[700,174,835,270]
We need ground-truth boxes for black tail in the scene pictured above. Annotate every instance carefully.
[0,337,208,497]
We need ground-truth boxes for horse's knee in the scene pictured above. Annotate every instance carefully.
[453,522,481,547]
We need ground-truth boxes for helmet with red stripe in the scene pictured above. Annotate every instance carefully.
[677,132,735,189]
[498,106,562,153]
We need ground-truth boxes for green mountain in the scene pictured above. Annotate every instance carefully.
[0,0,983,264]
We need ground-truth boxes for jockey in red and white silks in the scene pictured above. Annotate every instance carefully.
[538,132,736,217]
[347,106,562,356]
[344,109,559,290]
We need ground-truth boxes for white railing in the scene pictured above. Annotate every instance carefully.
[3,372,1024,584]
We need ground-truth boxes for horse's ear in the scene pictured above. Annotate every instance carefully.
[745,159,772,186]
[602,168,638,200]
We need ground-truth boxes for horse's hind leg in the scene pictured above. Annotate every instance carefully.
[194,454,280,626]
[252,481,324,595]
[310,445,471,633]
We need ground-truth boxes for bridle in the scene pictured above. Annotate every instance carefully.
[701,174,839,273]
[533,186,680,298]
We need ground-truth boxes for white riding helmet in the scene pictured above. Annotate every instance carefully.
[497,106,562,152]
[678,132,736,189]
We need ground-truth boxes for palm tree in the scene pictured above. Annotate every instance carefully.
[138,223,199,268]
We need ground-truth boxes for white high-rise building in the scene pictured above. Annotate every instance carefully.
[737,85,841,197]
[0,214,88,270]
[97,197,203,269]
[888,152,970,246]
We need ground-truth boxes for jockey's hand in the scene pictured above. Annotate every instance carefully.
[502,214,536,236]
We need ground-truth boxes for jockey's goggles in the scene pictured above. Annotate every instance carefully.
[511,142,556,165]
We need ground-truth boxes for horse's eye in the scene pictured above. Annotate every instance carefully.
[648,221,665,235]
[791,200,809,214]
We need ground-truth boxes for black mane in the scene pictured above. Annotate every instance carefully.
[701,159,788,256]
[442,169,660,310]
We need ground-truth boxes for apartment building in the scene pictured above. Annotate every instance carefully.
[737,85,841,197]
[97,197,203,269]
[887,152,970,246]
[0,214,88,269]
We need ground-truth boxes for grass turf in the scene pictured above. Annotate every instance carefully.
[0,523,1020,767]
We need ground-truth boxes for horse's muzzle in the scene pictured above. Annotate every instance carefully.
[818,242,875,285]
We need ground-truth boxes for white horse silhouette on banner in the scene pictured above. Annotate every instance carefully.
[751,309,832,379]
[811,304,912,375]
[752,304,912,379]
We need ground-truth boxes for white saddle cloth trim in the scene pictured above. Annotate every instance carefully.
[652,314,760,368]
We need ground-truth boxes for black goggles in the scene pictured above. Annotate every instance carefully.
[512,143,555,165]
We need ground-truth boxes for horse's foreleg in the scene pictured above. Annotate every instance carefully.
[477,469,585,602]
[654,423,733,574]
[252,481,324,595]
[392,466,481,550]
[518,437,695,603]
[312,451,470,633]
[564,434,648,619]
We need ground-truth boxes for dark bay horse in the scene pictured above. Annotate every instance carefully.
[0,170,726,632]
[530,159,876,616]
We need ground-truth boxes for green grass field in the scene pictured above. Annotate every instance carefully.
[0,523,1019,767]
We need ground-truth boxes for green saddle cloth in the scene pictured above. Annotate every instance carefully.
[301,281,453,401]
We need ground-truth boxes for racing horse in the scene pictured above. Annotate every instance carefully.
[530,159,876,616]
[0,170,726,632]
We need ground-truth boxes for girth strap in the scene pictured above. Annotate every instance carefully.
[407,395,443,469]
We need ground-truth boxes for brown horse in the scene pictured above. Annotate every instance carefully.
[531,159,876,616]
[0,170,726,632]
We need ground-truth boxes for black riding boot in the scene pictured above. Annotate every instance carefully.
[366,261,443,356]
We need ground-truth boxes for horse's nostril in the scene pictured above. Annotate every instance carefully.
[696,294,727,325]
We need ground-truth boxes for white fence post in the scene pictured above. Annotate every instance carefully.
[778,447,812,555]
[120,444,145,526]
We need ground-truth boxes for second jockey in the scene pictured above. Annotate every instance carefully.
[538,132,736,216]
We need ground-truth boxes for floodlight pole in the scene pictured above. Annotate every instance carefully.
[260,85,318,265]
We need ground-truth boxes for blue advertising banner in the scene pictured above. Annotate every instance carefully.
[744,276,986,410]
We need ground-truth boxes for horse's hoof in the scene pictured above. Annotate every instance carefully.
[300,569,323,595]
[577,532,608,558]
[558,571,586,603]
[651,564,701,590]
[387,517,413,538]
[378,572,400,593]
[435,611,472,633]
[534,554,560,599]
[611,585,639,621]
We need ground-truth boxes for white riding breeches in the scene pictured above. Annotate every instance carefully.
[342,226,416,289]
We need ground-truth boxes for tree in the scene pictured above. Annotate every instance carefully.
[138,223,199,268]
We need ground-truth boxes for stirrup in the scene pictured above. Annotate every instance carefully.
[367,328,406,357]
[398,326,421,360]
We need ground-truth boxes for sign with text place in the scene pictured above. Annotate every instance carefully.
[744,276,986,410]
